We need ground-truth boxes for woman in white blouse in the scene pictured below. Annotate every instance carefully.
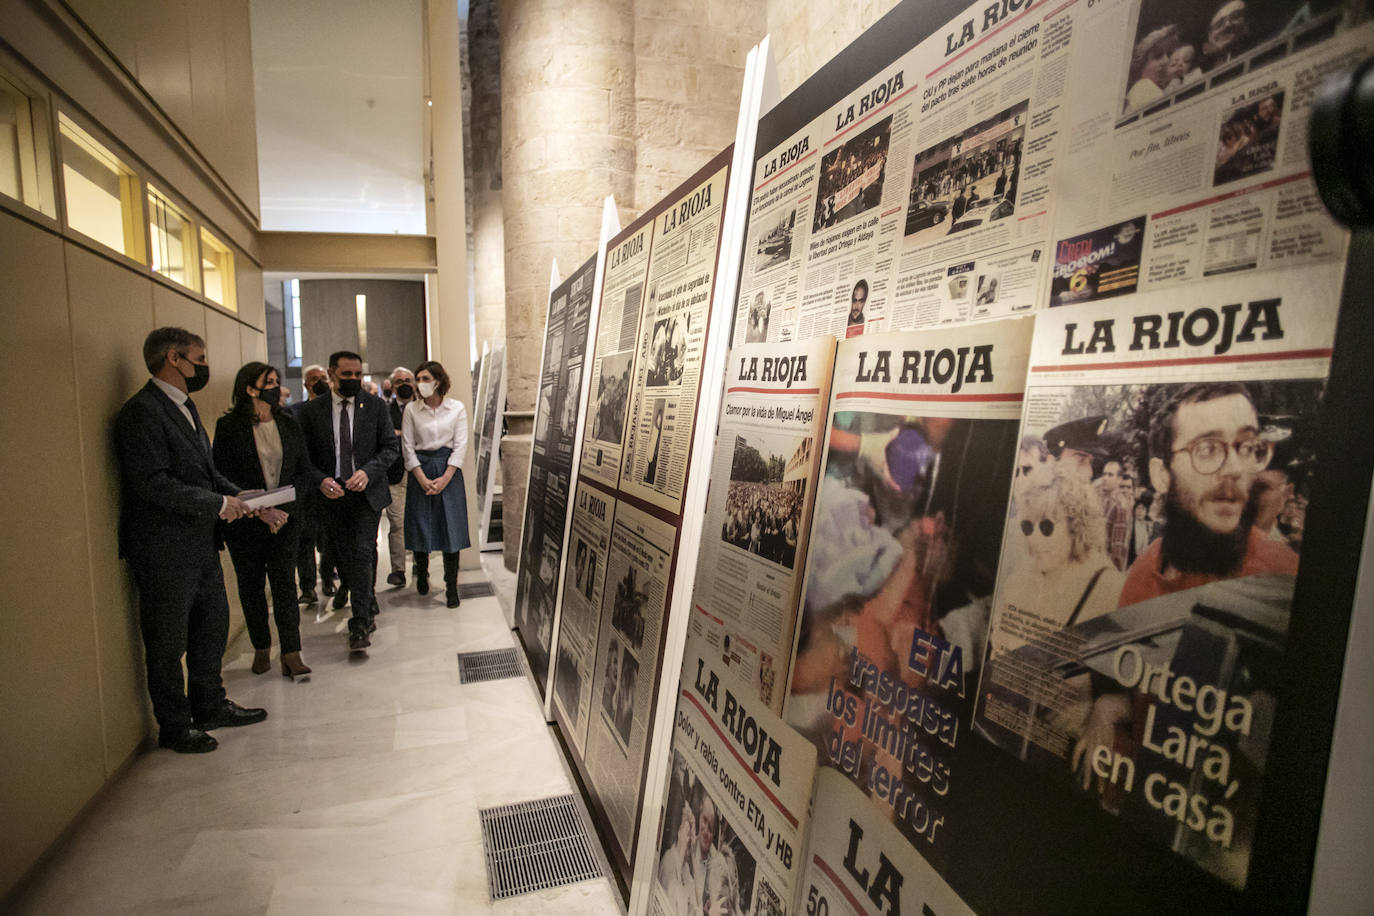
[401,360,472,607]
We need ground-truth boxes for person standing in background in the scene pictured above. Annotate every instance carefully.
[298,350,399,653]
[385,366,418,588]
[402,360,472,607]
[213,361,313,679]
[114,327,267,753]
[290,363,335,604]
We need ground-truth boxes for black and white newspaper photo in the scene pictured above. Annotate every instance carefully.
[621,165,730,515]
[584,499,677,867]
[650,635,818,916]
[690,338,837,715]
[973,266,1340,889]
[784,319,1033,877]
[582,223,654,488]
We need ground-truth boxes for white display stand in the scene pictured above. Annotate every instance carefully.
[475,343,506,552]
[626,35,776,916]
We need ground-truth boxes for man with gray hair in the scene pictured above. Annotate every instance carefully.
[290,363,334,603]
[384,365,418,587]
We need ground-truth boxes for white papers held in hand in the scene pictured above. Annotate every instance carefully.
[241,486,295,511]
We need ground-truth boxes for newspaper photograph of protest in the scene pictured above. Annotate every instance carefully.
[813,115,891,233]
[755,208,797,271]
[720,431,813,571]
[554,641,582,727]
[591,351,633,445]
[1119,0,1356,121]
[598,636,638,747]
[905,99,1027,243]
[1213,89,1284,186]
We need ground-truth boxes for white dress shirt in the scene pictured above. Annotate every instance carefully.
[151,376,195,428]
[402,397,469,471]
[331,391,356,478]
[253,419,283,489]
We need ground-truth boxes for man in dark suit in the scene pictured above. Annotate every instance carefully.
[384,366,417,587]
[114,327,268,754]
[288,363,335,604]
[298,350,400,652]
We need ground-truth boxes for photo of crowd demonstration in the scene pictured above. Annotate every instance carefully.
[905,100,1027,242]
[755,208,796,271]
[812,115,891,233]
[591,351,632,444]
[655,749,759,916]
[744,289,772,344]
[600,636,638,746]
[720,432,813,570]
[1122,0,1353,117]
[611,563,648,651]
[1214,90,1284,185]
[979,378,1320,888]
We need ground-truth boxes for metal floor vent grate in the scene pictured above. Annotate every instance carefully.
[458,581,495,599]
[479,794,603,900]
[457,647,525,684]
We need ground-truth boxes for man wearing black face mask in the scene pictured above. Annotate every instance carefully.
[384,366,417,587]
[114,327,268,753]
[298,350,400,652]
[289,363,335,604]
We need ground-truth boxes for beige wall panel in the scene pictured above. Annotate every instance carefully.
[237,254,266,332]
[64,244,158,779]
[66,0,140,73]
[134,0,194,138]
[220,0,261,220]
[188,1,229,176]
[0,215,108,898]
[151,281,207,341]
[202,306,242,421]
[240,324,266,365]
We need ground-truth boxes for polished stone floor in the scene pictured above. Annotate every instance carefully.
[11,544,623,915]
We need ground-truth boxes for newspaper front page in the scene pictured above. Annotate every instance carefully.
[649,635,819,916]
[689,338,837,715]
[973,265,1340,889]
[734,0,1078,346]
[515,253,598,681]
[622,166,732,515]
[784,319,1034,879]
[553,481,614,755]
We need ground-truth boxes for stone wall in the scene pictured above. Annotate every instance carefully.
[468,0,506,357]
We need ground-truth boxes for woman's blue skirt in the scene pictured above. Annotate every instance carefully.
[404,447,472,553]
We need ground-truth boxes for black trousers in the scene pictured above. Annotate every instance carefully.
[127,548,229,732]
[226,519,302,653]
[296,506,337,592]
[319,492,381,632]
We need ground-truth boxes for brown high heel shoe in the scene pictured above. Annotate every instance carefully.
[252,648,272,674]
[281,651,312,678]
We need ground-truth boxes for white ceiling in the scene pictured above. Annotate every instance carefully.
[251,0,427,235]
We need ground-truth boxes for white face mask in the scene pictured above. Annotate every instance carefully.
[418,380,437,398]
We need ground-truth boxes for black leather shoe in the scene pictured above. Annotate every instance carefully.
[332,588,349,610]
[158,727,218,753]
[321,579,336,597]
[299,590,317,605]
[195,700,268,730]
[348,629,371,652]
[387,571,405,587]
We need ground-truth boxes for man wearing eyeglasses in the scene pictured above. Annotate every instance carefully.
[1117,381,1297,607]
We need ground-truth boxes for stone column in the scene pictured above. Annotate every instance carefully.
[499,0,637,570]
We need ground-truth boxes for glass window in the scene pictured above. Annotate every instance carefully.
[200,227,236,310]
[147,184,198,291]
[0,71,56,217]
[59,113,143,260]
[285,278,303,366]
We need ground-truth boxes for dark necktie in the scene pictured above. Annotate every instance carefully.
[339,400,354,478]
[184,397,208,451]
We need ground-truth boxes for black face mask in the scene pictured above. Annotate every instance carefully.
[310,379,330,397]
[179,356,210,393]
[257,386,281,407]
[337,378,362,398]
[395,383,414,400]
